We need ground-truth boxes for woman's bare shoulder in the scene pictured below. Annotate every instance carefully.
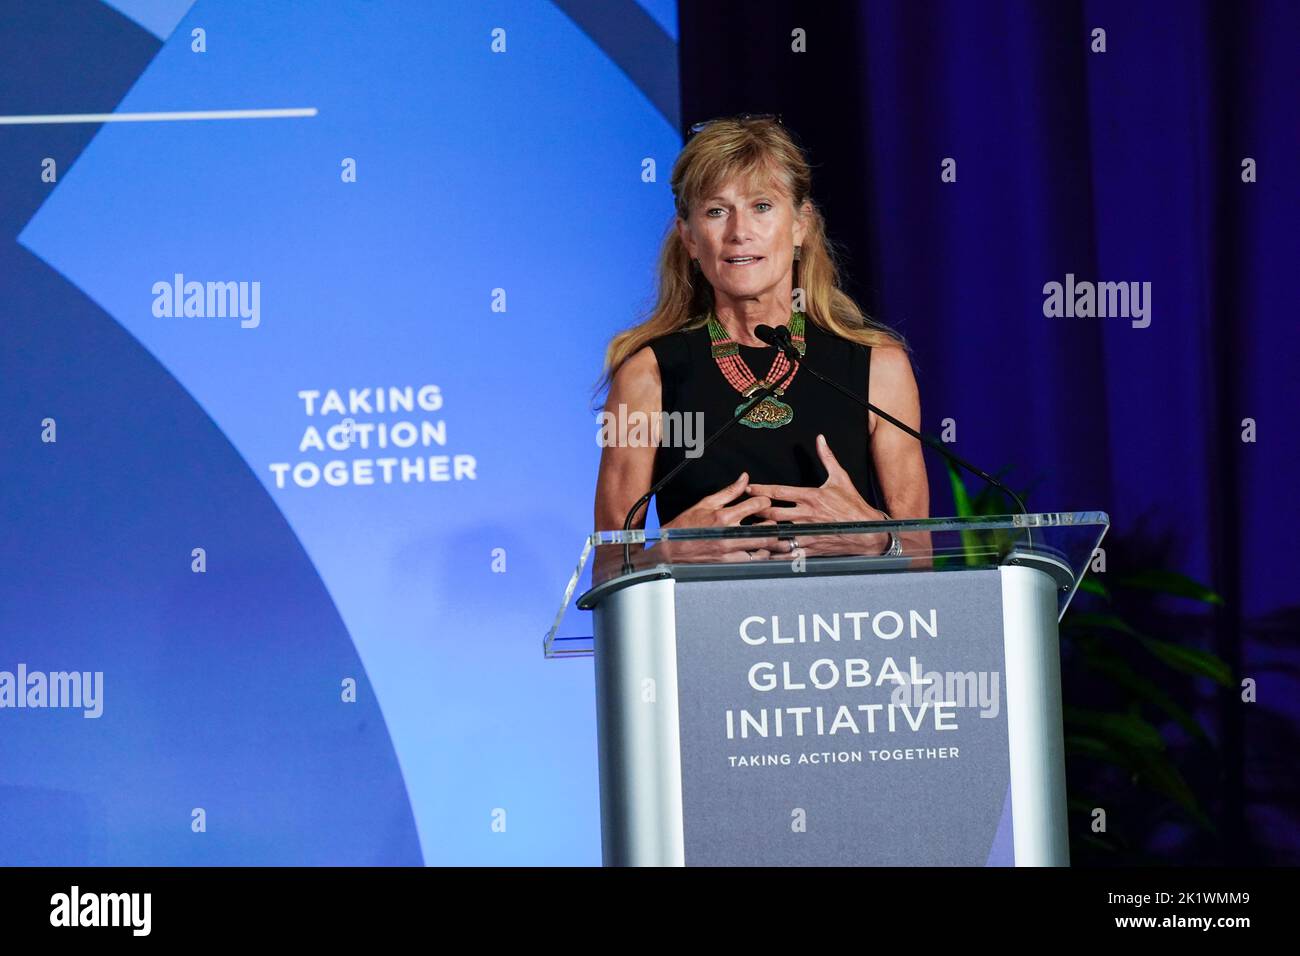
[869,342,917,391]
[608,345,661,408]
[620,344,660,376]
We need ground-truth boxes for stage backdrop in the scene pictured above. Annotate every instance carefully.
[675,0,1300,863]
[1,0,680,865]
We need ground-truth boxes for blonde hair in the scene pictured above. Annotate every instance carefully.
[597,115,904,396]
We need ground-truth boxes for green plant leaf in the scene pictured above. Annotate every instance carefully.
[1116,569,1225,606]
[947,460,974,517]
[1076,643,1212,745]
[1064,612,1234,687]
[946,462,983,566]
[969,466,1025,516]
[1074,833,1121,854]
[1136,637,1234,687]
[1076,576,1110,600]
[970,481,1005,516]
[1065,730,1214,832]
[1064,707,1165,750]
[1063,611,1139,637]
[1067,796,1102,815]
[1129,757,1216,834]
[1064,733,1117,761]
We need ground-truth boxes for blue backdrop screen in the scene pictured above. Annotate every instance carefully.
[1,0,680,865]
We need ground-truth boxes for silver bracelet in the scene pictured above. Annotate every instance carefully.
[876,509,903,556]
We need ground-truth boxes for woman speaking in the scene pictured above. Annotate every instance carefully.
[595,114,928,563]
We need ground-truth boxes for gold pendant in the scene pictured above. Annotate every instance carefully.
[737,388,793,428]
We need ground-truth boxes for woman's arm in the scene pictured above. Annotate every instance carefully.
[593,346,661,533]
[869,344,931,555]
[591,348,660,582]
[868,344,928,517]
[591,346,782,579]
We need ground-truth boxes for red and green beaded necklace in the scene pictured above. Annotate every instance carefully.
[707,310,807,428]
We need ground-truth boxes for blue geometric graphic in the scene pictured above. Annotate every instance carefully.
[4,0,679,864]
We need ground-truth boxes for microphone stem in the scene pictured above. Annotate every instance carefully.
[797,360,1028,515]
[774,334,1034,553]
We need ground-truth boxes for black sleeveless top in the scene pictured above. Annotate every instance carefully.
[648,319,883,526]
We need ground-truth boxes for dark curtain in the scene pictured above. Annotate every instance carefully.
[679,0,1299,864]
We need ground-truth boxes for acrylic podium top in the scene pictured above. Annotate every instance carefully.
[544,512,1109,657]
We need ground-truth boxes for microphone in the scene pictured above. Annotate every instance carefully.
[618,348,798,575]
[754,323,1028,515]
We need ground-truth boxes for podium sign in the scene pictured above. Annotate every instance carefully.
[548,513,1108,866]
[674,569,1011,866]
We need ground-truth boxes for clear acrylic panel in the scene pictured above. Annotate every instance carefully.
[544,512,1109,657]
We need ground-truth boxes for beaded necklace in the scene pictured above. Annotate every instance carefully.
[706,310,807,429]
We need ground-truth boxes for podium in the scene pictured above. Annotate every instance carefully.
[545,512,1108,866]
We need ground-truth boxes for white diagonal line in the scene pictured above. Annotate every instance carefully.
[0,108,317,125]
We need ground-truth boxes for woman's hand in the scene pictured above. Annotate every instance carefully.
[747,434,892,556]
[656,472,791,564]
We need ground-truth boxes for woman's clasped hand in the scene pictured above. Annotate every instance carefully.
[658,435,892,562]
[658,472,789,563]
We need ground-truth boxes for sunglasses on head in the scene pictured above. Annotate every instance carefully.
[686,112,784,138]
